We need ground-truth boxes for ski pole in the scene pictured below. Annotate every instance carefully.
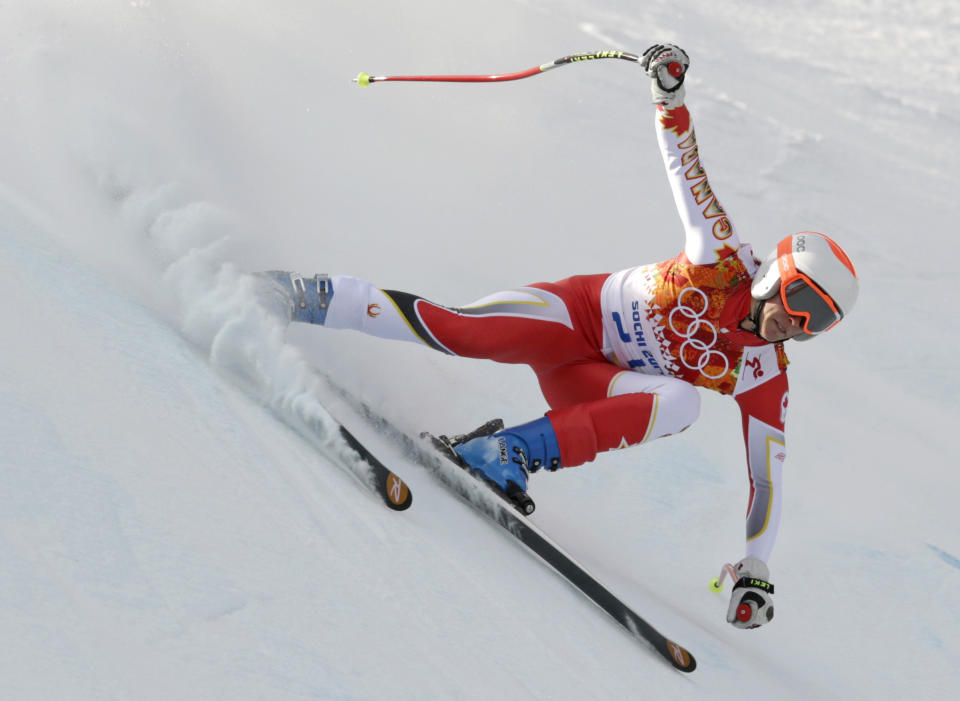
[353,49,641,87]
[709,562,739,593]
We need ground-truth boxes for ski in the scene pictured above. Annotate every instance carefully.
[253,270,411,511]
[337,423,412,511]
[324,380,696,672]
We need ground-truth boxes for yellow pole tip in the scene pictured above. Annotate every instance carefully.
[355,72,372,87]
[709,577,724,593]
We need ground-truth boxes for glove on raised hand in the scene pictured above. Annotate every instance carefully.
[726,557,775,629]
[640,43,690,108]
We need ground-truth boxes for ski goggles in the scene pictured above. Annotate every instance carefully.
[776,240,842,335]
[780,277,842,335]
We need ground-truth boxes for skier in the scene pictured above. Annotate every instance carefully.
[263,44,858,630]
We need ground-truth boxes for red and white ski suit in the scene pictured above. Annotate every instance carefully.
[315,103,788,562]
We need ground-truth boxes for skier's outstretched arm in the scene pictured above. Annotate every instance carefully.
[641,44,741,266]
[727,369,788,629]
[734,371,788,563]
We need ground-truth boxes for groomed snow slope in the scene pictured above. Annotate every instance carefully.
[1,1,957,699]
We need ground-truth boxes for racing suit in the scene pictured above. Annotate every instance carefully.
[278,102,789,562]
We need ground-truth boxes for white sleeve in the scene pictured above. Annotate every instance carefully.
[733,360,789,564]
[654,104,741,265]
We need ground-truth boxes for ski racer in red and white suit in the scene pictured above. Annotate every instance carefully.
[266,45,858,630]
[599,98,790,569]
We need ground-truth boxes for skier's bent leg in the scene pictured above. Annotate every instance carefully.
[546,373,701,466]
[453,373,700,492]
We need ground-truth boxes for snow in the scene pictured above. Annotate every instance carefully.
[1,0,958,698]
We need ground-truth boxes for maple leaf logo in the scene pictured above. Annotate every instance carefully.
[659,105,691,137]
[714,243,738,261]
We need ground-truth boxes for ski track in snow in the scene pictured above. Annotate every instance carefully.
[2,1,958,699]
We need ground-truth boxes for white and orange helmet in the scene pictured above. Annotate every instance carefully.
[751,232,859,340]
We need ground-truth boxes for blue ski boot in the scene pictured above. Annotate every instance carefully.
[262,271,333,325]
[451,416,562,514]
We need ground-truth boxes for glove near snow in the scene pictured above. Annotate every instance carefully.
[726,557,775,630]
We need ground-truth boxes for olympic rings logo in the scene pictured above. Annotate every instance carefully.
[667,287,730,380]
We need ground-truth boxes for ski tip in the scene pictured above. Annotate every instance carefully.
[383,472,412,510]
[665,640,697,672]
[354,72,372,87]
